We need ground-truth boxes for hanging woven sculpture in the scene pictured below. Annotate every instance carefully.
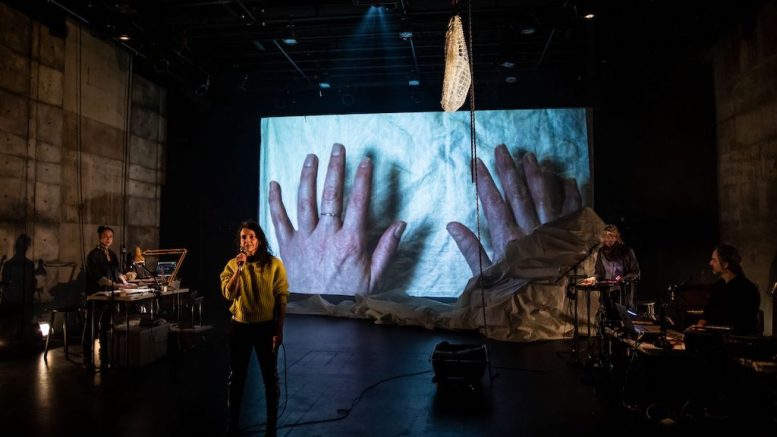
[441,15,471,112]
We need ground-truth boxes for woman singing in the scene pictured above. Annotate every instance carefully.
[220,220,288,436]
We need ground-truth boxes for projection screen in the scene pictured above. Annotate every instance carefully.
[259,108,591,298]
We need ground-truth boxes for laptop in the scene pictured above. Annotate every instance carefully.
[614,303,642,337]
[614,303,683,342]
[156,261,176,277]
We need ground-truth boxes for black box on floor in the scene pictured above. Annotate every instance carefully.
[112,322,170,366]
[431,341,488,384]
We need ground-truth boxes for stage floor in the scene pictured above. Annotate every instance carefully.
[2,313,767,436]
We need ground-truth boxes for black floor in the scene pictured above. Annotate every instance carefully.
[1,313,774,436]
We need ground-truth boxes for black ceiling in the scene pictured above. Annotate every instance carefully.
[11,0,770,104]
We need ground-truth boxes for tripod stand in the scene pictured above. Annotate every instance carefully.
[653,284,678,350]
[557,243,599,366]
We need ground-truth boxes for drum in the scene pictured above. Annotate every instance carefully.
[637,301,656,320]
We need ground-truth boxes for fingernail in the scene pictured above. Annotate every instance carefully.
[304,154,316,167]
[524,153,537,165]
[359,157,371,167]
[331,143,343,156]
[446,222,460,237]
[394,221,406,238]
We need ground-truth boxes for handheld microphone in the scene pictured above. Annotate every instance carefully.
[237,246,246,271]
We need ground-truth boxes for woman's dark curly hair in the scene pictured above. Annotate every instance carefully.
[236,220,274,268]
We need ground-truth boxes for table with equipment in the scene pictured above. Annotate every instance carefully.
[86,287,189,368]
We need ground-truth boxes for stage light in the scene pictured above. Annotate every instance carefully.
[577,0,597,21]
[499,61,516,69]
[517,14,539,36]
[118,34,131,41]
[354,0,399,6]
[38,321,50,338]
[282,25,297,45]
[399,31,413,40]
[319,82,331,89]
[408,79,420,86]
[505,76,517,84]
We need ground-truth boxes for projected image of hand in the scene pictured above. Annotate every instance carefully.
[269,143,407,295]
[447,144,582,275]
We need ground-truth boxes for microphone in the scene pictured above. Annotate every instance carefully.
[668,276,692,292]
[237,246,247,271]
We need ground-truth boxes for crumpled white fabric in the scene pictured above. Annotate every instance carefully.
[287,207,605,342]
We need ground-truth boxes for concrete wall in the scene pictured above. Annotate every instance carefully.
[0,4,166,303]
[712,1,777,335]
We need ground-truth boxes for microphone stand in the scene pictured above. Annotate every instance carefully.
[555,242,598,367]
[654,284,677,350]
[135,262,162,323]
[555,242,599,285]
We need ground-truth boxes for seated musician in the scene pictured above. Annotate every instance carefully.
[695,244,760,336]
[580,224,641,308]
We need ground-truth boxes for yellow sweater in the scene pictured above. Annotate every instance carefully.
[220,256,289,323]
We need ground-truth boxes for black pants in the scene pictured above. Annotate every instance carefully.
[228,320,279,432]
[82,300,112,365]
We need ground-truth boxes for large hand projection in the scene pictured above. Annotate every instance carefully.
[259,109,591,297]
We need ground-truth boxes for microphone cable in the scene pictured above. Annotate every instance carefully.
[240,362,431,435]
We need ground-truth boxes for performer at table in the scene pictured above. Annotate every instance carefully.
[82,225,135,369]
[696,244,760,336]
[581,224,641,308]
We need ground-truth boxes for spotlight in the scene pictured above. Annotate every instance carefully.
[354,1,399,6]
[118,34,131,41]
[399,31,413,40]
[282,24,297,46]
[577,0,597,21]
[499,61,516,69]
[517,14,539,36]
[38,321,50,338]
[408,79,420,87]
[505,76,517,84]
[319,82,331,89]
